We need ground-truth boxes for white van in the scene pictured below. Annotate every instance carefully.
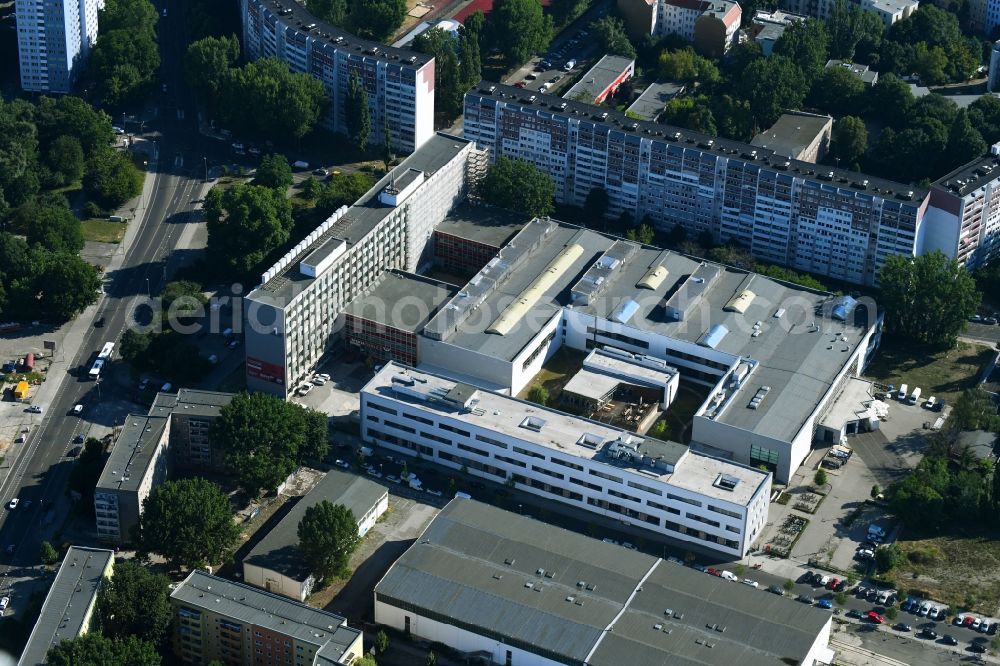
[897,383,908,401]
[924,396,937,409]
[908,387,921,404]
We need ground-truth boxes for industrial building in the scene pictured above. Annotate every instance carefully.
[374,500,835,666]
[562,55,635,105]
[242,470,388,601]
[240,0,434,152]
[15,0,102,93]
[18,547,114,666]
[362,361,771,557]
[243,133,485,397]
[462,82,997,286]
[170,571,363,665]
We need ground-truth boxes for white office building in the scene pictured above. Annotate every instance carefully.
[241,0,434,152]
[362,362,771,557]
[16,0,102,93]
[243,133,486,396]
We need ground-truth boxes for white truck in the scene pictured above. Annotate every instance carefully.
[908,387,921,405]
[897,383,908,401]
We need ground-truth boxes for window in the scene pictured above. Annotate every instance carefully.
[369,403,397,416]
[750,444,779,466]
[589,469,623,483]
[627,480,662,496]
[667,493,702,507]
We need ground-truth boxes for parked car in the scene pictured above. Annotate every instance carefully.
[893,623,912,632]
[7,499,17,510]
[0,597,9,612]
[817,575,831,587]
[720,570,738,582]
[514,81,526,88]
[365,467,382,479]
[796,595,815,604]
[312,377,326,386]
[964,615,976,627]
[800,571,816,584]
[846,609,864,619]
[767,585,784,596]
[918,602,931,616]
[817,598,833,609]
[73,434,84,444]
[706,567,721,577]
[741,578,759,588]
[954,614,967,625]
[973,618,983,631]
[72,404,83,415]
[426,488,443,497]
[867,611,885,624]
[971,642,987,653]
[941,635,958,645]
[334,459,350,469]
[826,577,840,590]
[313,168,329,177]
[919,628,937,639]
[68,446,82,457]
[26,405,41,414]
[386,475,401,484]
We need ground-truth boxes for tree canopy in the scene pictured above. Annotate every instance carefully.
[773,19,830,83]
[205,182,294,276]
[212,392,329,496]
[487,0,553,66]
[830,116,867,168]
[737,56,808,129]
[139,477,240,569]
[877,250,980,347]
[94,560,173,647]
[481,157,554,217]
[346,69,372,151]
[184,35,241,110]
[298,501,360,580]
[591,16,636,59]
[413,29,464,119]
[255,154,294,191]
[316,171,376,216]
[83,145,144,209]
[86,0,161,108]
[47,634,160,666]
[219,58,328,142]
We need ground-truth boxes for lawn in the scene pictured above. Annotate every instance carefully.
[895,531,1000,613]
[863,339,994,403]
[81,218,126,243]
[516,346,587,403]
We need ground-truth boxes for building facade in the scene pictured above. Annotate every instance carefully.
[243,134,484,397]
[170,571,363,665]
[19,547,114,666]
[362,363,771,557]
[463,82,929,286]
[16,0,102,93]
[617,0,740,56]
[240,0,434,153]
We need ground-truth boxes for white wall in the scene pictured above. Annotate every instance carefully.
[375,601,561,666]
[418,338,515,389]
[242,563,311,602]
[918,205,961,259]
[358,493,389,537]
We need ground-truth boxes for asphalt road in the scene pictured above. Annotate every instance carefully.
[0,0,216,604]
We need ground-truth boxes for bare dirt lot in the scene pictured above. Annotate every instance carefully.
[896,530,1000,615]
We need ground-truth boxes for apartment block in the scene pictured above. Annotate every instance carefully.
[925,148,1000,270]
[147,389,234,471]
[240,0,434,153]
[19,547,114,666]
[243,133,484,397]
[463,82,929,286]
[170,571,363,665]
[16,0,102,93]
[362,362,771,557]
[780,0,916,23]
[618,0,740,56]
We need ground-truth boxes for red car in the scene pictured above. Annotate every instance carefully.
[706,567,722,577]
[964,616,976,627]
[827,577,840,590]
[867,611,885,624]
[514,82,526,89]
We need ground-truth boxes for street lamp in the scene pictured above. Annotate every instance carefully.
[203,156,208,182]
[146,278,151,298]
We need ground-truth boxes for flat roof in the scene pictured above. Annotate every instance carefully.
[819,376,874,429]
[244,471,387,582]
[433,202,528,248]
[96,415,168,493]
[934,153,1000,198]
[343,270,459,333]
[171,571,361,659]
[148,389,233,419]
[469,81,928,199]
[751,112,831,160]
[366,363,768,504]
[256,0,426,66]
[563,55,634,102]
[420,217,871,444]
[625,81,685,121]
[249,133,471,307]
[19,547,114,666]
[563,348,677,400]
[825,60,877,84]
[376,500,831,666]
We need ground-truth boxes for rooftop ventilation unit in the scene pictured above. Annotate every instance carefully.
[520,416,546,432]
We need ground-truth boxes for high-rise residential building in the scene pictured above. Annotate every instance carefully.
[240,0,434,153]
[989,40,1000,93]
[242,133,485,397]
[170,571,363,665]
[15,0,103,93]
[463,82,928,286]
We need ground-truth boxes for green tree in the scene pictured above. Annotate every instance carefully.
[316,171,376,215]
[877,251,980,346]
[39,541,58,565]
[874,543,905,573]
[346,69,372,151]
[309,0,348,25]
[584,187,610,223]
[426,652,437,666]
[36,255,101,320]
[87,14,161,108]
[47,634,160,666]
[626,223,655,245]
[212,392,328,496]
[481,157,554,217]
[301,176,322,200]
[84,145,144,209]
[944,110,986,172]
[255,154,294,191]
[120,328,153,364]
[661,96,717,136]
[830,116,867,168]
[871,484,882,499]
[550,0,587,25]
[413,28,463,118]
[350,0,407,41]
[46,135,85,186]
[298,501,360,579]
[356,655,378,666]
[911,42,948,86]
[591,16,635,59]
[458,26,482,92]
[94,560,173,646]
[139,477,239,569]
[488,0,553,65]
[527,385,549,405]
[783,578,795,591]
[374,629,390,655]
[773,19,830,83]
[885,606,898,620]
[184,35,241,106]
[160,280,207,317]
[737,56,808,129]
[834,591,847,605]
[968,95,1000,145]
[809,65,865,116]
[814,469,828,486]
[11,198,84,254]
[219,58,327,142]
[827,0,883,61]
[869,74,914,128]
[0,98,41,209]
[33,96,115,156]
[710,95,751,140]
[205,182,294,275]
[658,48,697,82]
